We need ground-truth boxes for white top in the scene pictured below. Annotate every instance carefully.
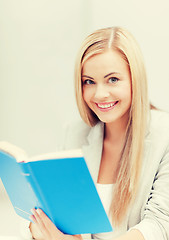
[96,183,114,221]
[92,183,125,239]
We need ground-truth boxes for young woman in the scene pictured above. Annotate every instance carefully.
[25,27,169,240]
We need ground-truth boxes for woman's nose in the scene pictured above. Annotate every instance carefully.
[94,84,110,100]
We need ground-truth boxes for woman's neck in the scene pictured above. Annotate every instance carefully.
[104,117,129,143]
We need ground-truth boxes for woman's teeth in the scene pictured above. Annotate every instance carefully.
[97,102,117,109]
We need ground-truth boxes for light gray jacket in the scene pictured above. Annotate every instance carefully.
[60,109,169,240]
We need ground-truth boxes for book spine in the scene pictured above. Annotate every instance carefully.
[20,162,54,221]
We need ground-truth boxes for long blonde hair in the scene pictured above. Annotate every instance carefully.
[74,27,150,225]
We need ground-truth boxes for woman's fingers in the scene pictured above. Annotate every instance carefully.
[31,208,50,239]
[31,208,44,227]
[29,214,37,223]
[31,208,66,240]
[30,208,82,240]
[35,209,65,239]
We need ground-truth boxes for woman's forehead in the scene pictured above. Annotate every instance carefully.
[82,50,130,77]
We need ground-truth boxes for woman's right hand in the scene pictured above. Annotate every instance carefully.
[29,221,44,240]
[29,208,83,240]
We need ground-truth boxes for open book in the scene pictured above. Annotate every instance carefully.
[0,141,112,235]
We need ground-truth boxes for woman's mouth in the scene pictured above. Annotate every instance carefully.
[95,101,119,111]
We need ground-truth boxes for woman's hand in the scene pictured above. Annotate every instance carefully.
[30,208,83,240]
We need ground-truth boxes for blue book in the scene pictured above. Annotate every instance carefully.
[0,141,112,235]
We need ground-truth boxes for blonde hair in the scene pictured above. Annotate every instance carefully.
[74,27,150,225]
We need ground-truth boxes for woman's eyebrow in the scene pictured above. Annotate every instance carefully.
[81,75,94,80]
[104,72,119,78]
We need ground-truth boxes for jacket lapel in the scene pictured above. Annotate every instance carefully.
[82,122,104,183]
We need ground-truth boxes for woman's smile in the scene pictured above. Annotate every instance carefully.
[95,101,119,112]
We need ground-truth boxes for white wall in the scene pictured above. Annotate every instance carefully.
[0,0,90,236]
[0,0,91,156]
[1,0,169,236]
[1,0,169,166]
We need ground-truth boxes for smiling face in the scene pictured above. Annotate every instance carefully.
[82,49,132,126]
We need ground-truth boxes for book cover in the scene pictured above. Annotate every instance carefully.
[0,141,112,235]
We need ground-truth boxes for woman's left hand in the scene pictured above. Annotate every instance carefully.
[30,208,83,240]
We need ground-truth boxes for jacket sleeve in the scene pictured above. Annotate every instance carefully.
[131,144,169,240]
[19,218,33,239]
[56,119,91,151]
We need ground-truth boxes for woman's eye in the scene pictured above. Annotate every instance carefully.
[83,79,95,85]
[108,77,119,83]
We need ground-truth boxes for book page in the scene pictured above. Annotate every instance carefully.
[0,141,27,162]
[27,148,83,162]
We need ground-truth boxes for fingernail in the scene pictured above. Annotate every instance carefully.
[31,208,35,214]
[37,208,42,214]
